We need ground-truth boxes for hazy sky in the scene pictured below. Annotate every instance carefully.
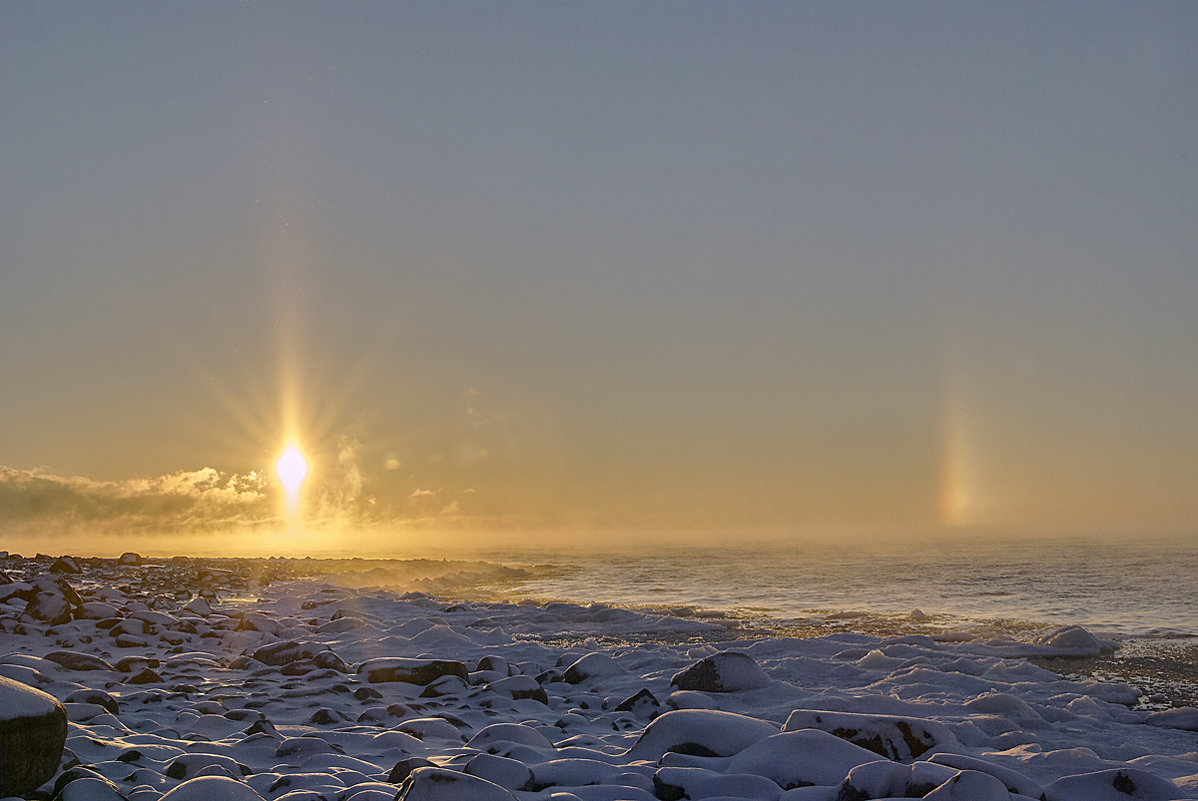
[2,2,1196,552]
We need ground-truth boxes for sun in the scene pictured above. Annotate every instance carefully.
[275,446,308,493]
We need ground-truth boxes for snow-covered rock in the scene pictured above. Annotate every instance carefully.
[783,709,960,761]
[670,650,771,692]
[625,709,778,760]
[0,674,68,797]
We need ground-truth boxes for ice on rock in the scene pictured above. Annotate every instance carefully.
[625,709,779,760]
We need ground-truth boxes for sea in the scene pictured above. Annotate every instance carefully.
[450,531,1198,639]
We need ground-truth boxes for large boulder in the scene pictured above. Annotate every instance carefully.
[624,709,778,761]
[782,709,959,761]
[50,556,81,574]
[562,652,626,684]
[396,767,518,801]
[670,651,770,693]
[0,675,68,797]
[358,657,469,685]
[159,776,265,801]
[727,730,884,790]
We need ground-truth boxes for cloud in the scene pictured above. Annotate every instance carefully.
[0,465,273,532]
[0,461,533,549]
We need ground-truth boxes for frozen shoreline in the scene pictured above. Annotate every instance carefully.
[2,554,1198,800]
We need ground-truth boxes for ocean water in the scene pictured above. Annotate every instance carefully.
[461,532,1198,639]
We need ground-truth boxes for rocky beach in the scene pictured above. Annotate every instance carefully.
[2,553,1198,801]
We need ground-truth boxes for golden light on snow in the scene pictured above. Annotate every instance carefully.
[275,446,308,494]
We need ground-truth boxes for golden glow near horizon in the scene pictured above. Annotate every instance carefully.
[275,446,308,495]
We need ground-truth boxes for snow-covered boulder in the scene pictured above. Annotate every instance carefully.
[669,651,770,693]
[358,657,469,685]
[625,709,778,760]
[928,752,1046,797]
[783,709,959,761]
[1145,706,1198,731]
[50,555,81,574]
[562,653,626,684]
[923,769,1014,801]
[0,674,68,797]
[396,767,518,801]
[1033,625,1115,657]
[726,729,883,789]
[1044,767,1186,801]
[159,775,266,801]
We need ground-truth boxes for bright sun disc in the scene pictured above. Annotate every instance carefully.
[275,447,308,493]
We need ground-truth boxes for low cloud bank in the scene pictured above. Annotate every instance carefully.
[0,465,273,532]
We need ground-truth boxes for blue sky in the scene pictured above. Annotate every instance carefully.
[2,2,1196,549]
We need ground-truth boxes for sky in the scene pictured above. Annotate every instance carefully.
[2,2,1196,555]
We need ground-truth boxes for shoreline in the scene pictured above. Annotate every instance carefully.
[3,552,1198,800]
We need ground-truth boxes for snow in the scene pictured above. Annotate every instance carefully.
[0,673,60,718]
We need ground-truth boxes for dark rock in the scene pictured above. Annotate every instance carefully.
[56,774,127,800]
[358,657,469,685]
[117,552,142,566]
[64,689,119,715]
[396,767,518,801]
[126,668,163,684]
[354,686,383,701]
[653,773,687,801]
[307,707,347,725]
[115,656,159,673]
[242,718,279,737]
[670,651,770,693]
[45,651,115,672]
[51,765,105,798]
[250,640,326,666]
[420,675,468,698]
[26,592,73,625]
[50,556,81,574]
[615,688,661,715]
[164,753,251,780]
[311,649,351,672]
[783,709,958,762]
[477,655,511,674]
[388,756,435,783]
[0,675,68,798]
[562,652,626,684]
